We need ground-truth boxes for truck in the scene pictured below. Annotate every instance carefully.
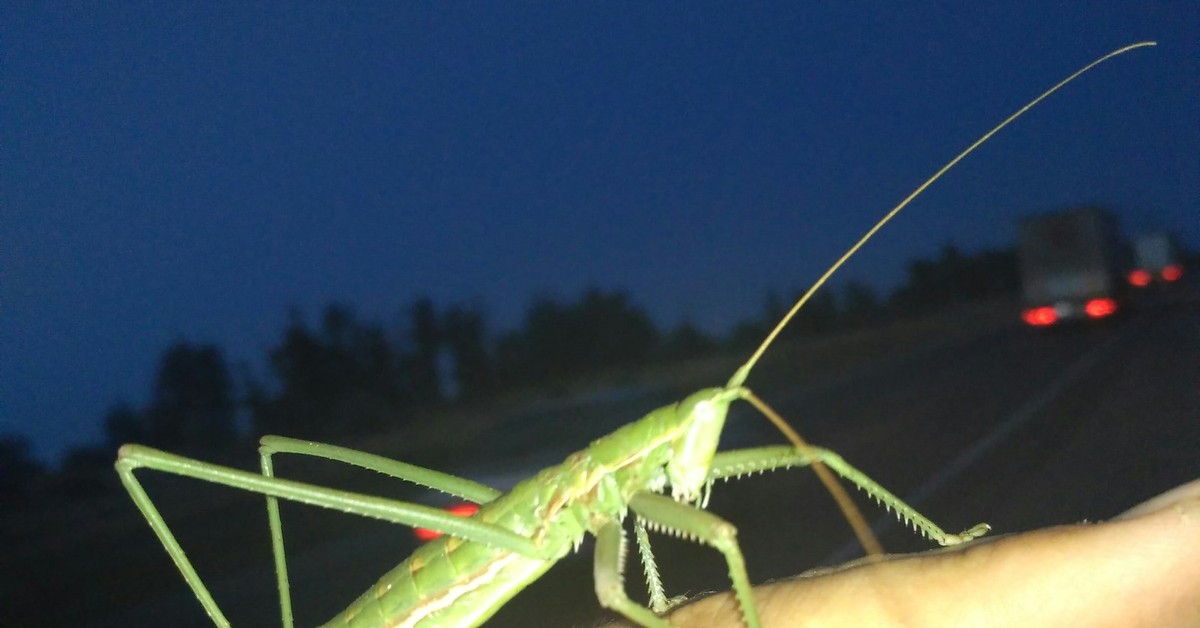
[1128,232,1185,287]
[1016,208,1129,326]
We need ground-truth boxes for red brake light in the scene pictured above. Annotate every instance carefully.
[1022,307,1057,326]
[1128,269,1152,287]
[1085,298,1117,318]
[414,503,481,541]
[1161,265,1183,282]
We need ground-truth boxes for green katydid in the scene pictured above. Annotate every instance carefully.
[116,41,1155,628]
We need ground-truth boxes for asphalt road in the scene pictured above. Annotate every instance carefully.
[6,297,1197,627]
[492,300,1199,627]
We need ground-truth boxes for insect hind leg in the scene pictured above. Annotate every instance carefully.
[258,435,505,626]
[116,446,234,628]
[259,435,501,503]
[708,445,990,547]
[737,388,885,556]
[115,444,551,628]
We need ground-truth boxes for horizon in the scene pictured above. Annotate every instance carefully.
[3,3,1197,465]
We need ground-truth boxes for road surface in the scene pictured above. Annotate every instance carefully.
[5,299,1196,627]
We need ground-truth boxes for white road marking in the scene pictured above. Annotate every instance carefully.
[824,326,1128,564]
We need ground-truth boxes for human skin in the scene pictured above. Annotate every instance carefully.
[608,479,1200,627]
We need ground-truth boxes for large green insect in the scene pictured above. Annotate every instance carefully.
[116,42,1153,628]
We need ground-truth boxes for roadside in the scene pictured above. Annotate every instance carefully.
[1,298,1021,628]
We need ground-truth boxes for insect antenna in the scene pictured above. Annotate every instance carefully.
[725,41,1156,557]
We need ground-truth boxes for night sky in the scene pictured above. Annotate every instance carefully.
[3,3,1197,465]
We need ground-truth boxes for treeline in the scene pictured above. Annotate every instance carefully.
[1,244,1016,504]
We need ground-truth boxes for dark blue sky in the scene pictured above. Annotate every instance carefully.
[3,3,1196,464]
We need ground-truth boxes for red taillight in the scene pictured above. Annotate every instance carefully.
[1085,298,1117,318]
[1022,307,1057,326]
[1128,269,1152,287]
[414,503,480,541]
[1161,264,1183,282]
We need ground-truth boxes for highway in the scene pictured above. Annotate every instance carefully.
[7,298,1197,627]
[492,300,1199,627]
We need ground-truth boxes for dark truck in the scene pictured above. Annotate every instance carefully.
[1016,208,1129,326]
[1128,232,1185,287]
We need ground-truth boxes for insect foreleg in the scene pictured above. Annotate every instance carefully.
[630,492,763,628]
[633,517,671,613]
[595,520,671,628]
[595,493,766,628]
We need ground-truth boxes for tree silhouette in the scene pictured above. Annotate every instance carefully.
[791,288,839,335]
[0,434,44,503]
[76,238,1016,473]
[498,288,658,388]
[969,249,1019,297]
[842,280,883,327]
[56,445,113,496]
[725,292,778,351]
[103,402,148,449]
[442,303,494,401]
[407,297,442,403]
[147,342,236,454]
[659,320,716,361]
[891,245,1018,313]
[253,304,411,439]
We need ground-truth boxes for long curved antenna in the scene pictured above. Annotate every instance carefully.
[727,41,1156,390]
[726,41,1155,559]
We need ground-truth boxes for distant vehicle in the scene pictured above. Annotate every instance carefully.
[1127,232,1185,287]
[1016,208,1129,327]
